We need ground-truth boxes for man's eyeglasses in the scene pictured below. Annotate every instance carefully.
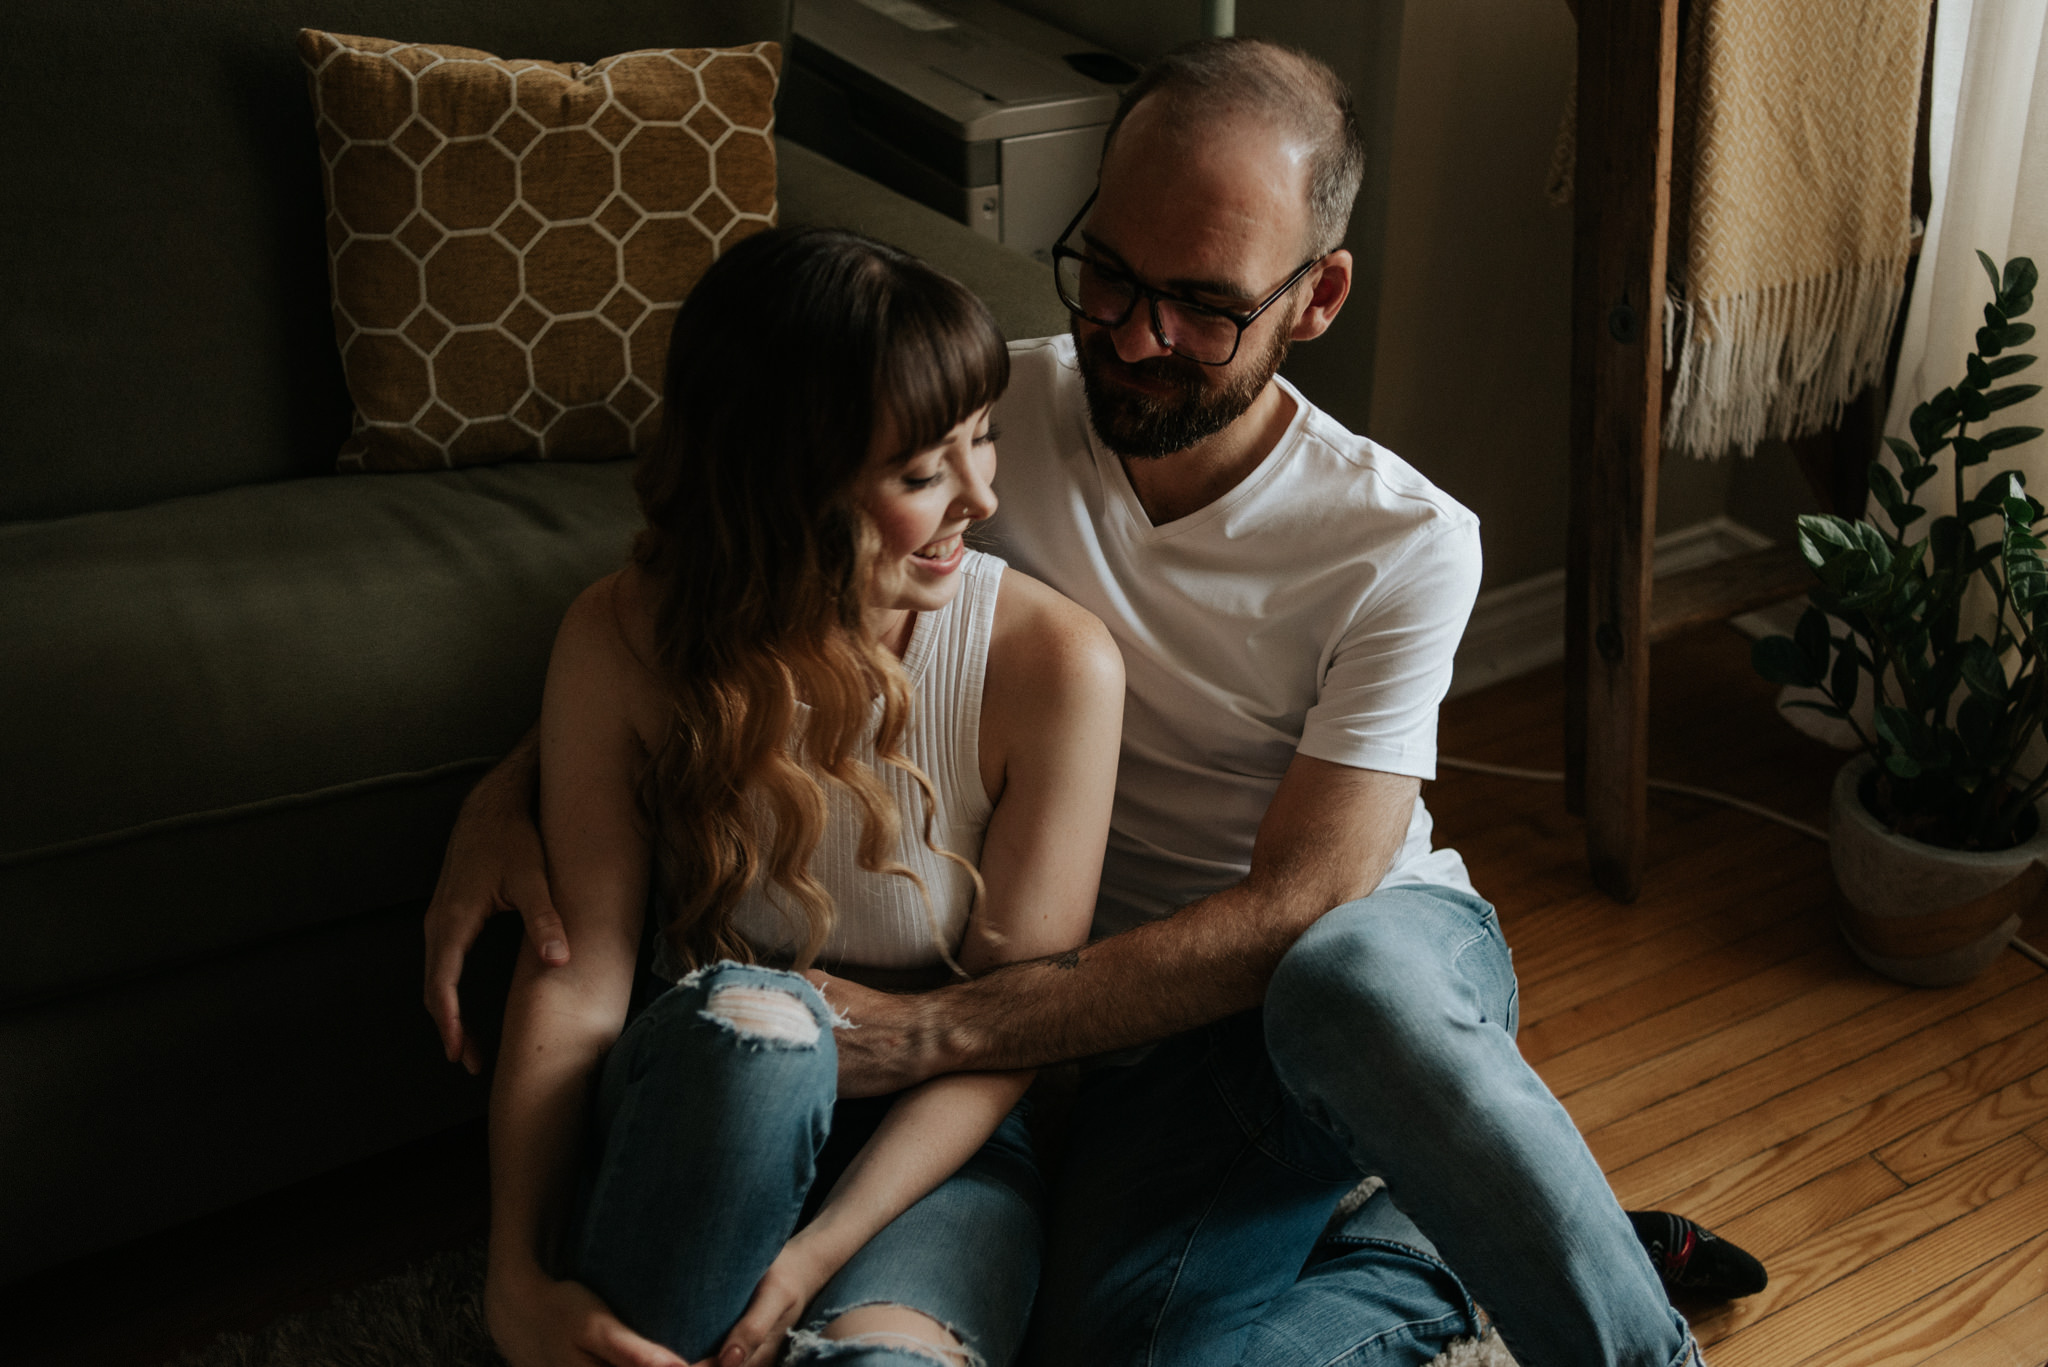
[1049,190,1326,367]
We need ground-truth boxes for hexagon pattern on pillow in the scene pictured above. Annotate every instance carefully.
[300,31,780,471]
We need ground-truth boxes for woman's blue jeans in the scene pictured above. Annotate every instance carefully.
[567,962,1044,1367]
[1025,885,1702,1367]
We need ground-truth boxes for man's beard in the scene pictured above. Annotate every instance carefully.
[1074,321,1292,459]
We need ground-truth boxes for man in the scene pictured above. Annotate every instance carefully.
[428,38,1755,1367]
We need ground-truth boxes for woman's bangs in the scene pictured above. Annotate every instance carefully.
[874,278,1010,456]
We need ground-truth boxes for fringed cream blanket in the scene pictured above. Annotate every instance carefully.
[1664,0,1932,458]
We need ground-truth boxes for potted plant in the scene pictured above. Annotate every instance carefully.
[1754,252,2044,985]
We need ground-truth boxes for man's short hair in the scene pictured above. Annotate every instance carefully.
[1103,38,1365,258]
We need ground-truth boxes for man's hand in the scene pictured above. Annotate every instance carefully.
[811,758,1422,1083]
[807,972,941,1098]
[425,731,570,1073]
[486,1267,687,1367]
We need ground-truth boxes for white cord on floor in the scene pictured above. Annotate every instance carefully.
[1435,755,2048,968]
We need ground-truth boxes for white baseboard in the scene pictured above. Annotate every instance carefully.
[1447,517,1778,699]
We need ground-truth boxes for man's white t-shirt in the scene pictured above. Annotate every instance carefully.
[983,335,1483,940]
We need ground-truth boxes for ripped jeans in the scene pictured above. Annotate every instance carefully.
[568,962,1043,1367]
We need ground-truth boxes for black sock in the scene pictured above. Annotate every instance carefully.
[1627,1209,1769,1299]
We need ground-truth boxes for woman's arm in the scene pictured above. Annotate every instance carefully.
[487,576,683,1367]
[717,572,1125,1366]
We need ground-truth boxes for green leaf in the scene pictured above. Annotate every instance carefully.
[1961,639,2009,700]
[1984,384,2042,413]
[1831,634,1861,711]
[1966,354,1993,391]
[1795,607,1831,675]
[2005,257,2039,305]
[2005,511,2048,621]
[1874,704,1919,754]
[1958,694,2000,753]
[1867,462,1907,521]
[1962,388,1993,422]
[1979,249,2005,298]
[1986,354,2038,380]
[1884,435,1923,468]
[2012,292,2037,317]
[1885,749,1924,779]
[1986,301,2011,330]
[1981,425,2045,452]
[1930,515,1966,565]
[1911,400,1955,452]
[1753,635,1824,687]
[1955,435,1989,467]
[1796,514,1858,572]
[1902,463,1942,491]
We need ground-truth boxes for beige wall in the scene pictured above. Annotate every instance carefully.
[1005,0,1773,590]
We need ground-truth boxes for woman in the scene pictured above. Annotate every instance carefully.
[484,227,1125,1367]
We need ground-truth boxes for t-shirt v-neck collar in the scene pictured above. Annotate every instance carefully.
[1084,376,1311,541]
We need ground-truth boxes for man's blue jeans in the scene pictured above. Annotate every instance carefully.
[1025,885,1701,1367]
[568,962,1044,1366]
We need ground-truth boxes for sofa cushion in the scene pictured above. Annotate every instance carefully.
[303,31,781,471]
[0,461,640,1010]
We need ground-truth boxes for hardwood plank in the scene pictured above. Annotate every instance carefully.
[1514,886,1831,1038]
[2029,1121,2048,1151]
[1713,1156,1905,1261]
[1876,1064,2048,1184]
[1557,967,1910,1133]
[1511,827,1826,993]
[1912,1293,2048,1367]
[1519,916,1834,1069]
[1780,1231,2048,1367]
[1648,546,1813,643]
[1523,920,1836,1074]
[1610,972,2048,1216]
[1707,1187,2048,1366]
[1590,958,2045,1177]
[1698,1136,2048,1344]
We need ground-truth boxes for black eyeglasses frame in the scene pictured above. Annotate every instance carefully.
[1047,190,1326,367]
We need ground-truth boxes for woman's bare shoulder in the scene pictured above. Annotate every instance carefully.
[985,566,1124,709]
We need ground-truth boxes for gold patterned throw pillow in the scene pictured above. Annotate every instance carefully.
[299,30,780,471]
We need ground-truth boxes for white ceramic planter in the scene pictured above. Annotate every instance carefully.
[1830,756,2045,986]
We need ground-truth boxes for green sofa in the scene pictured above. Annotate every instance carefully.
[0,0,1065,1283]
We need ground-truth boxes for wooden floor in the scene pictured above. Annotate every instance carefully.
[4,622,2045,1365]
[1431,623,2048,1366]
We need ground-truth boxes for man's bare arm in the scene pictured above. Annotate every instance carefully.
[823,754,1421,1096]
[423,723,570,1073]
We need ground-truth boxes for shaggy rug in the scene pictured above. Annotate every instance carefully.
[165,1243,1522,1367]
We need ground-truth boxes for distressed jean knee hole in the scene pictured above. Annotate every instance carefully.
[789,1304,978,1367]
[702,984,820,1046]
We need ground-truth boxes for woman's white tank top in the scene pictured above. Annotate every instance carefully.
[655,551,1003,978]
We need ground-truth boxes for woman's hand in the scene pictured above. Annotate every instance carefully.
[486,1264,686,1367]
[712,1235,837,1367]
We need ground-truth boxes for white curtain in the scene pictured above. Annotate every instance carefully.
[1885,0,2048,487]
[1787,0,2048,749]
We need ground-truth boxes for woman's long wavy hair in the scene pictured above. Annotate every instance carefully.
[632,227,1009,974]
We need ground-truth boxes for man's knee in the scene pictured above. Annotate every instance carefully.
[1265,886,1513,1060]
